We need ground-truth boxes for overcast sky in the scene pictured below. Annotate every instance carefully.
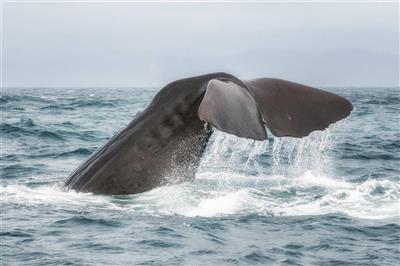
[3,1,399,88]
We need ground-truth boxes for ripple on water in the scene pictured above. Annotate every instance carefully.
[40,105,76,111]
[2,164,43,179]
[57,148,93,158]
[242,251,275,264]
[1,122,66,141]
[53,216,122,228]
[136,239,182,248]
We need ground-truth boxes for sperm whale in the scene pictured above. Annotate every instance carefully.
[64,72,352,195]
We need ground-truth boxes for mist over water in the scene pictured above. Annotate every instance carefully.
[1,87,399,265]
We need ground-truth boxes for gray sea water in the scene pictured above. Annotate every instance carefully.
[1,87,399,265]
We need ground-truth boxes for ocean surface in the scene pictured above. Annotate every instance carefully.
[1,87,399,265]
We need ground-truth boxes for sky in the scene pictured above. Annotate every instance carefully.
[2,1,399,88]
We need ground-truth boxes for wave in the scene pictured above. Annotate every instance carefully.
[1,123,66,141]
[57,148,93,157]
[0,105,25,111]
[340,153,399,160]
[365,96,400,105]
[1,119,67,141]
[2,164,40,179]
[0,95,53,103]
[1,171,398,220]
[1,123,31,135]
[15,148,94,160]
[38,130,65,140]
[61,121,75,127]
[337,143,399,160]
[53,216,121,227]
[40,105,76,111]
[70,99,115,108]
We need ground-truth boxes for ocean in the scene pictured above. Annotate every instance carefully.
[1,87,399,265]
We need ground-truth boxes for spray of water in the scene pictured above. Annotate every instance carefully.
[1,126,399,220]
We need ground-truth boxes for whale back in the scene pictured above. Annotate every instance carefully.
[65,73,227,194]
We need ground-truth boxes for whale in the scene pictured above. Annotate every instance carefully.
[64,72,352,195]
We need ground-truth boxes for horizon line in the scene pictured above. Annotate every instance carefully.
[2,85,400,90]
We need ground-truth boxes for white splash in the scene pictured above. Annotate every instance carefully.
[1,126,399,220]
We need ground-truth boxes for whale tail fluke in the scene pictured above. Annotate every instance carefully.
[198,78,353,139]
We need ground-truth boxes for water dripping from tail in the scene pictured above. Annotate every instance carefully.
[197,126,335,180]
[270,127,334,178]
